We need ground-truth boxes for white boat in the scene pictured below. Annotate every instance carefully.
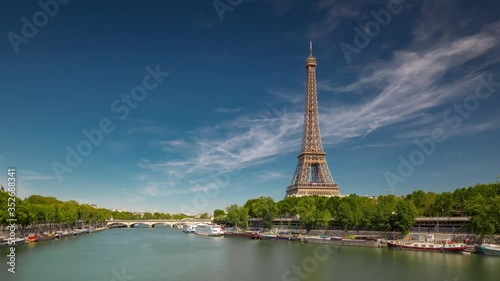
[194,224,223,237]
[476,244,500,256]
[182,224,196,233]
[387,234,467,252]
[0,237,25,247]
[72,229,85,235]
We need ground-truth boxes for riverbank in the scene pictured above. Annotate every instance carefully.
[0,226,109,242]
[222,228,499,254]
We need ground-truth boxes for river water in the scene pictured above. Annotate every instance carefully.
[1,227,498,281]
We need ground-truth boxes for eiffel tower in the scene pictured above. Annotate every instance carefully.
[286,42,340,197]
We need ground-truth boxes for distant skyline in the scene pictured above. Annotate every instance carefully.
[1,0,499,213]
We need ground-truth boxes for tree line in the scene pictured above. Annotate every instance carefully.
[0,194,202,230]
[214,182,500,236]
[0,194,112,230]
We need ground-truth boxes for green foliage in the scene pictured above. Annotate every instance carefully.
[217,182,500,234]
[200,212,210,219]
[244,197,277,229]
[172,213,193,220]
[213,209,225,218]
[277,196,300,217]
[225,204,248,228]
[394,200,418,235]
[25,195,61,205]
[465,193,500,237]
[143,212,153,220]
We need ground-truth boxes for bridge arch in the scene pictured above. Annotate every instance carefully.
[105,219,211,228]
[151,222,172,228]
[107,222,129,228]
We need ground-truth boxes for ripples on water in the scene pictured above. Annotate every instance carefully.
[1,228,497,281]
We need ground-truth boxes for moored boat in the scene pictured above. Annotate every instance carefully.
[26,234,39,242]
[0,237,25,247]
[182,224,196,234]
[250,232,262,240]
[194,224,223,237]
[475,244,500,256]
[224,231,254,238]
[12,237,25,245]
[261,233,297,241]
[387,235,466,252]
[72,229,87,235]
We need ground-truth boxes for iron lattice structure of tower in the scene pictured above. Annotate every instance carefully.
[286,43,340,197]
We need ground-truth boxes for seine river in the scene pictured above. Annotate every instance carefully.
[1,227,498,281]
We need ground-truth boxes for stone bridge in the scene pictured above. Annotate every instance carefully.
[106,219,211,228]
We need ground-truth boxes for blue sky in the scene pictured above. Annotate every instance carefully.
[0,0,499,213]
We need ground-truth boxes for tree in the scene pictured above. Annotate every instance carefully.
[244,197,278,229]
[314,209,331,229]
[78,204,95,224]
[16,199,31,227]
[336,201,353,231]
[200,213,210,219]
[394,200,418,235]
[226,204,248,228]
[213,209,225,218]
[0,192,11,227]
[143,212,153,220]
[59,203,78,226]
[432,192,454,217]
[25,195,60,205]
[465,194,498,237]
[277,196,300,217]
[371,196,396,232]
[173,213,191,220]
[297,196,317,230]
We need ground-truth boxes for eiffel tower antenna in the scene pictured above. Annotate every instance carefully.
[285,42,340,198]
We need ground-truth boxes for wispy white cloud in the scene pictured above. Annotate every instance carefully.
[413,0,461,42]
[213,107,242,114]
[151,140,190,152]
[395,121,500,140]
[320,21,499,142]
[308,0,364,40]
[137,107,303,194]
[254,171,288,183]
[267,88,303,104]
[349,142,400,150]
[20,170,57,181]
